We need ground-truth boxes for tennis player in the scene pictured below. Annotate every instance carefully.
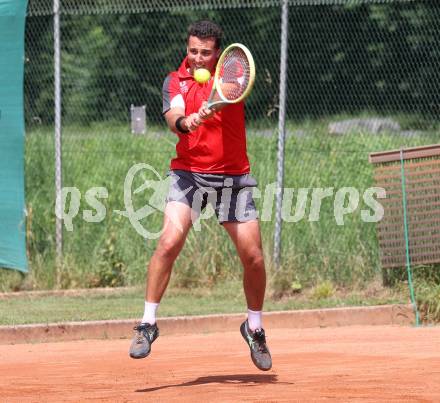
[129,19,272,371]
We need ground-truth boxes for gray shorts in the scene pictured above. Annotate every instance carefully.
[166,170,258,223]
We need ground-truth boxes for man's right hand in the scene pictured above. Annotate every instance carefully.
[184,113,203,132]
[198,102,215,121]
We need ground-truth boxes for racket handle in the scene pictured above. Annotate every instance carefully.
[197,105,214,123]
[195,115,206,127]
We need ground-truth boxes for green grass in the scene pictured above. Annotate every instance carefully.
[3,114,439,294]
[0,279,407,325]
[386,265,440,323]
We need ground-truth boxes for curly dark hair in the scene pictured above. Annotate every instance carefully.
[187,20,223,49]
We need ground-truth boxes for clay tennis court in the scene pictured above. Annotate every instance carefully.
[1,325,440,402]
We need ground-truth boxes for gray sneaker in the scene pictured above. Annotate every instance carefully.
[129,322,159,359]
[240,320,272,371]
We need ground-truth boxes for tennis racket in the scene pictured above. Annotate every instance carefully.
[201,43,255,115]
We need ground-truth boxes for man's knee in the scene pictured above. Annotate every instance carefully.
[155,237,184,261]
[242,249,265,271]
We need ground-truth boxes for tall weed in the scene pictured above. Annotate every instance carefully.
[7,118,437,291]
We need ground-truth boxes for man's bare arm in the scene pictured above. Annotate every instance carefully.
[164,103,214,134]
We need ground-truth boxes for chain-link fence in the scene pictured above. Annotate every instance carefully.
[24,0,440,289]
[26,0,440,127]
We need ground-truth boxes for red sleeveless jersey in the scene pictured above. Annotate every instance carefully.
[162,57,250,174]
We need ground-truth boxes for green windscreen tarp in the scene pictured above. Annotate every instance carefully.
[0,0,28,272]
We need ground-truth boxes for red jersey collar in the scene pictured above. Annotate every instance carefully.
[177,57,193,79]
[177,56,217,80]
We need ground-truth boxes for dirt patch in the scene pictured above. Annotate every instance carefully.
[1,325,439,401]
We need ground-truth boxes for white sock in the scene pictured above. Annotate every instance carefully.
[142,301,159,325]
[247,309,262,332]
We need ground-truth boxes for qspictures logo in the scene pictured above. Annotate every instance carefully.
[55,163,386,240]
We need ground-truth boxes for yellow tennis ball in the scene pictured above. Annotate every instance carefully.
[194,68,211,84]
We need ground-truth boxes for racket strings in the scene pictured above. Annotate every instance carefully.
[218,47,251,101]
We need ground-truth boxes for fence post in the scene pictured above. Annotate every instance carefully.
[53,0,63,285]
[273,0,289,269]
